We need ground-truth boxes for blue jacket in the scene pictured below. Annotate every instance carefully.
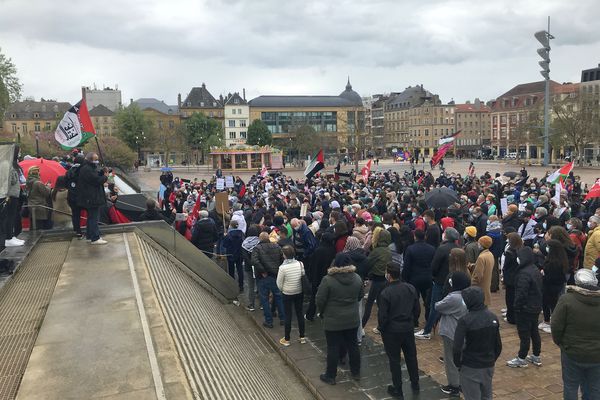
[223,229,245,260]
[295,224,318,258]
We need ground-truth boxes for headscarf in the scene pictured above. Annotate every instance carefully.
[343,236,361,252]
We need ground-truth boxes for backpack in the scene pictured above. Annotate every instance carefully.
[65,164,80,192]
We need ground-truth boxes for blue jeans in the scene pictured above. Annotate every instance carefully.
[423,282,443,334]
[85,207,101,241]
[257,276,285,325]
[561,351,600,400]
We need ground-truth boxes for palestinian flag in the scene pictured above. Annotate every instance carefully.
[304,149,324,179]
[546,161,574,184]
[357,159,372,182]
[54,99,96,150]
[431,142,453,166]
[438,130,461,145]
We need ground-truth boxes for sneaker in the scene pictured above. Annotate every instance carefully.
[526,355,542,366]
[245,305,255,312]
[501,308,507,313]
[10,237,25,245]
[387,385,404,398]
[542,326,552,334]
[507,357,528,368]
[372,327,381,334]
[438,356,445,364]
[262,321,273,329]
[4,238,24,247]
[304,314,314,322]
[90,239,108,245]
[299,337,307,344]
[279,338,290,347]
[441,385,460,396]
[232,300,240,307]
[319,374,336,385]
[538,322,550,330]
[414,330,431,340]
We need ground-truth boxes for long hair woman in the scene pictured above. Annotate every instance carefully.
[503,232,523,325]
[539,239,568,333]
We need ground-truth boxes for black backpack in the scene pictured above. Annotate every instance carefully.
[65,164,80,192]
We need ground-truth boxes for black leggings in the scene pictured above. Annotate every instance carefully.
[516,311,541,359]
[411,279,432,323]
[282,293,305,340]
[542,285,563,323]
[2,197,19,239]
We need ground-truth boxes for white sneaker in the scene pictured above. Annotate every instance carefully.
[10,237,25,245]
[90,239,108,245]
[414,329,431,340]
[507,357,528,368]
[372,327,381,335]
[542,326,552,334]
[4,238,24,247]
[538,322,550,330]
[501,308,507,313]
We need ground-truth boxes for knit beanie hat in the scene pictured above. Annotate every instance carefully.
[465,226,477,238]
[575,268,598,287]
[334,253,353,267]
[449,271,471,291]
[444,227,460,242]
[478,235,493,249]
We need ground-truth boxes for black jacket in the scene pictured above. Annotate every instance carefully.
[425,223,441,248]
[453,286,502,369]
[76,161,107,208]
[431,241,459,285]
[503,247,519,287]
[377,281,420,333]
[514,247,543,314]
[191,218,219,255]
[502,213,521,232]
[251,241,284,277]
[345,248,369,280]
[308,240,336,285]
[474,214,488,240]
[223,229,245,260]
[402,240,436,284]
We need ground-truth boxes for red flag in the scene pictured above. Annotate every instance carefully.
[358,159,372,182]
[585,179,600,200]
[431,143,453,166]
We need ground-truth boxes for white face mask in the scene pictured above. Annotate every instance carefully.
[593,266,599,273]
[516,257,521,264]
[589,221,595,229]
[566,223,572,230]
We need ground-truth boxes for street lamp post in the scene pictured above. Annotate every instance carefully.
[35,132,40,158]
[135,130,146,165]
[535,17,554,166]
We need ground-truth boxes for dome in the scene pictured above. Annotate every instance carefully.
[339,77,363,106]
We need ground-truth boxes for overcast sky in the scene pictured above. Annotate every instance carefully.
[1,0,599,106]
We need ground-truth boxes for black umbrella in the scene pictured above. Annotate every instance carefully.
[503,171,518,179]
[424,187,459,209]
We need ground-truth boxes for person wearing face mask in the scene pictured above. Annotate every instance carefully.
[584,215,600,269]
[485,195,497,217]
[471,236,494,306]
[518,211,537,248]
[539,240,568,334]
[472,207,488,240]
[76,152,108,245]
[566,218,587,270]
[463,226,480,273]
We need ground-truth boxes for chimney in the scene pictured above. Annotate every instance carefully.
[81,86,86,101]
[177,93,182,108]
[243,88,246,100]
[130,98,133,105]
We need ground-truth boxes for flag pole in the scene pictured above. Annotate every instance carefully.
[94,136,105,165]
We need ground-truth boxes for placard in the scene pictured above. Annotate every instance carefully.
[175,213,187,222]
[500,198,508,216]
[300,203,308,217]
[225,176,234,188]
[215,192,230,214]
[216,178,225,190]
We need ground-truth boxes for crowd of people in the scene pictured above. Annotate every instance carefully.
[157,163,600,399]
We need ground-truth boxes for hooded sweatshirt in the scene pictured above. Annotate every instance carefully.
[453,286,502,369]
[435,271,470,339]
[366,230,392,278]
[231,210,247,233]
[514,246,543,314]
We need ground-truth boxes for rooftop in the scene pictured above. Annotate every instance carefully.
[181,83,222,108]
[132,98,179,115]
[249,79,363,108]
[89,104,115,117]
[4,100,71,120]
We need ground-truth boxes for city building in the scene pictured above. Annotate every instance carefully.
[89,105,116,137]
[178,83,223,120]
[384,85,434,156]
[131,98,183,165]
[223,92,249,147]
[82,86,122,112]
[362,94,382,153]
[454,99,491,158]
[248,79,365,157]
[580,64,600,161]
[407,99,456,158]
[2,99,71,141]
[371,95,389,156]
[489,80,562,159]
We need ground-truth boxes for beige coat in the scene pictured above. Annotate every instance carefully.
[52,189,72,226]
[472,249,494,306]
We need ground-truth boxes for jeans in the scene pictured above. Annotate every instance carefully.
[542,284,563,323]
[69,202,82,235]
[443,336,460,388]
[516,311,541,359]
[561,351,600,400]
[282,293,305,340]
[245,270,256,308]
[357,300,365,342]
[257,276,285,325]
[227,257,244,290]
[85,207,101,241]
[460,366,494,400]
[423,282,443,334]
[505,285,516,324]
[362,277,387,327]
[324,328,360,379]
[381,331,419,391]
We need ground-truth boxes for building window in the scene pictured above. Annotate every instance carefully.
[229,132,236,139]
[45,122,51,130]
[228,120,236,127]
[169,120,175,129]
[232,109,236,115]
[34,123,41,132]
[34,113,39,118]
[11,123,17,133]
[240,131,247,139]
[240,120,247,127]
[158,120,163,129]
[238,109,242,114]
[200,102,204,107]
[22,123,28,133]
[209,111,214,117]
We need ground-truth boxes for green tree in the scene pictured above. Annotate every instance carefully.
[291,125,317,158]
[0,48,23,123]
[183,112,223,163]
[83,136,136,170]
[246,119,272,146]
[115,104,155,150]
